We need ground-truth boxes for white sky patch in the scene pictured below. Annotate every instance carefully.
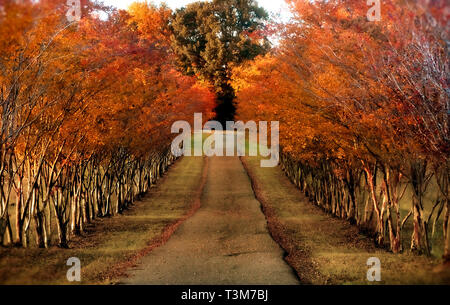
[100,0,292,21]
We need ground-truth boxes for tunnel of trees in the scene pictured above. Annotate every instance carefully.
[0,0,449,264]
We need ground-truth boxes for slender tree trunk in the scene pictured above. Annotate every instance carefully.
[15,177,23,245]
[443,202,449,262]
[364,165,384,246]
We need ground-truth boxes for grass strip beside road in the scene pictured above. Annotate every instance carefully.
[241,156,450,285]
[0,156,206,284]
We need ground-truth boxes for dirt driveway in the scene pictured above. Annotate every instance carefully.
[120,154,299,285]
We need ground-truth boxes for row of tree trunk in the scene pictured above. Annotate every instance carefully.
[0,147,176,248]
[280,153,449,261]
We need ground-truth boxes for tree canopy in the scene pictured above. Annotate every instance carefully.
[170,0,270,123]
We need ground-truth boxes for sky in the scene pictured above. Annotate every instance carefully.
[101,0,291,20]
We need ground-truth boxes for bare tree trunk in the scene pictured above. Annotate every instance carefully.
[444,202,450,262]
[15,176,23,245]
[409,161,431,255]
[364,164,384,246]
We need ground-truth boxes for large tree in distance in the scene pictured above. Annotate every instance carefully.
[170,0,270,123]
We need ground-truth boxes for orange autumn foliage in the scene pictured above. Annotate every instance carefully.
[231,0,449,257]
[0,0,215,248]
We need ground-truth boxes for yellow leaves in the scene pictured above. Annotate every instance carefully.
[127,1,172,46]
[230,55,277,93]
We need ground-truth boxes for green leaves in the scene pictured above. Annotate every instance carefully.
[170,0,271,122]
